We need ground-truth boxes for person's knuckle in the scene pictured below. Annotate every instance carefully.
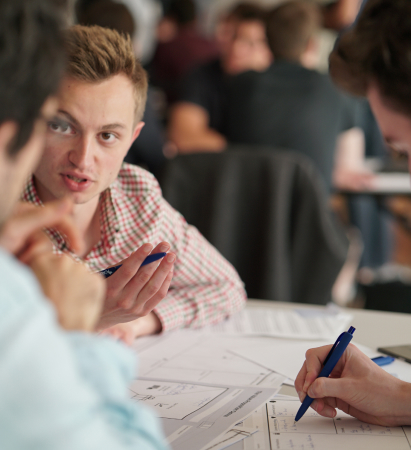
[305,348,316,359]
[145,281,160,298]
[137,271,151,285]
[121,266,135,279]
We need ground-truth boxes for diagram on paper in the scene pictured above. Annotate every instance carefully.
[133,330,286,388]
[129,380,227,420]
[230,400,411,450]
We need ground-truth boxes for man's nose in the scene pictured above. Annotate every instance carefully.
[68,136,94,169]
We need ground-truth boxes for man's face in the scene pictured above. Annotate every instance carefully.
[34,74,143,206]
[368,83,411,172]
[223,19,272,75]
[0,98,57,225]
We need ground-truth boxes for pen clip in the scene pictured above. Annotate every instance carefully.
[323,332,344,366]
[323,327,355,366]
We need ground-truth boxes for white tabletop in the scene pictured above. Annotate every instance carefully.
[247,299,411,350]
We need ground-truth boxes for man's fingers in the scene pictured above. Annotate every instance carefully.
[311,399,337,418]
[18,231,53,264]
[0,198,81,255]
[122,252,175,309]
[308,376,349,402]
[138,267,174,314]
[106,243,154,293]
[295,360,308,396]
[303,345,332,392]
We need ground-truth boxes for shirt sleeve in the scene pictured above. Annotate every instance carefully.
[0,266,167,450]
[153,198,247,332]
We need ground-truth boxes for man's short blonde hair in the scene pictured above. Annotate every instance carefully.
[63,25,148,123]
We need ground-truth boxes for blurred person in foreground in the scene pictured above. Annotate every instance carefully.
[226,1,365,193]
[296,0,411,426]
[167,2,273,153]
[0,0,167,448]
[22,24,246,344]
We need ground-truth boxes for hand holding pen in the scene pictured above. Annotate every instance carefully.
[96,241,176,330]
[294,334,411,427]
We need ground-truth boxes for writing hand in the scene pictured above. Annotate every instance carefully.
[97,241,175,330]
[295,343,411,426]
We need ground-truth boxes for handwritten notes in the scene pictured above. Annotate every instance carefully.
[240,400,411,450]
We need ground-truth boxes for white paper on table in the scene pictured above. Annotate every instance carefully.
[201,426,258,450]
[229,400,411,450]
[229,336,327,381]
[370,173,411,193]
[133,330,286,389]
[202,308,352,340]
[129,377,277,450]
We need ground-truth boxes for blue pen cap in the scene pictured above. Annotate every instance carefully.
[348,326,355,335]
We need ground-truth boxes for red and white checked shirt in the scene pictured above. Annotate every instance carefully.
[22,163,246,331]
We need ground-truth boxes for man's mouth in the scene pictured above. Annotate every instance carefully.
[66,174,88,183]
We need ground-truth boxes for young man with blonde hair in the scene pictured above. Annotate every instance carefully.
[23,25,246,342]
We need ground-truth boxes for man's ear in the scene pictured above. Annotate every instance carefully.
[132,121,145,142]
[0,121,18,158]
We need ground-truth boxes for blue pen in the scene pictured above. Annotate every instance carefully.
[99,252,167,279]
[372,356,395,367]
[295,326,355,422]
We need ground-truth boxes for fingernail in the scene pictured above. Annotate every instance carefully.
[166,253,176,263]
[307,387,314,397]
[325,409,336,418]
[159,243,170,252]
[142,243,153,253]
[297,391,304,402]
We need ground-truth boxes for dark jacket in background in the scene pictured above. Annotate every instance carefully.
[158,148,348,304]
[226,60,359,191]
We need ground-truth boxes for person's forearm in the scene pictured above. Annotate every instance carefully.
[171,129,227,153]
[131,312,162,337]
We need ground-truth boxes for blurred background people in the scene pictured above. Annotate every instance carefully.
[167,3,272,153]
[149,0,219,105]
[225,1,361,192]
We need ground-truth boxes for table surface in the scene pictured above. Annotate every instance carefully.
[247,299,411,350]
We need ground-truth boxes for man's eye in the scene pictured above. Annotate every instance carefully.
[48,121,71,134]
[101,132,115,142]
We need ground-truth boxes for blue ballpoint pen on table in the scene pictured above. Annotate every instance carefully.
[99,252,167,279]
[295,326,356,422]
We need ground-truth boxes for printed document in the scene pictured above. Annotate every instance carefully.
[224,400,411,450]
[133,330,286,388]
[203,308,352,340]
[130,378,276,450]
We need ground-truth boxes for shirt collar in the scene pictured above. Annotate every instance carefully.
[21,175,122,254]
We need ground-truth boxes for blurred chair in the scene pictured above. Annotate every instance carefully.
[158,147,349,303]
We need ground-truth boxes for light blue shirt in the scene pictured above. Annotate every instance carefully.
[0,248,168,450]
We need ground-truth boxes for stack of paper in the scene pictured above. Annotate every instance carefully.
[203,307,353,340]
[130,306,411,450]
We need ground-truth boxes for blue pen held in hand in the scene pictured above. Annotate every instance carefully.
[295,326,356,422]
[99,252,167,279]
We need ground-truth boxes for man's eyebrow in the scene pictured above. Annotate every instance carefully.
[56,110,80,127]
[101,123,127,131]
